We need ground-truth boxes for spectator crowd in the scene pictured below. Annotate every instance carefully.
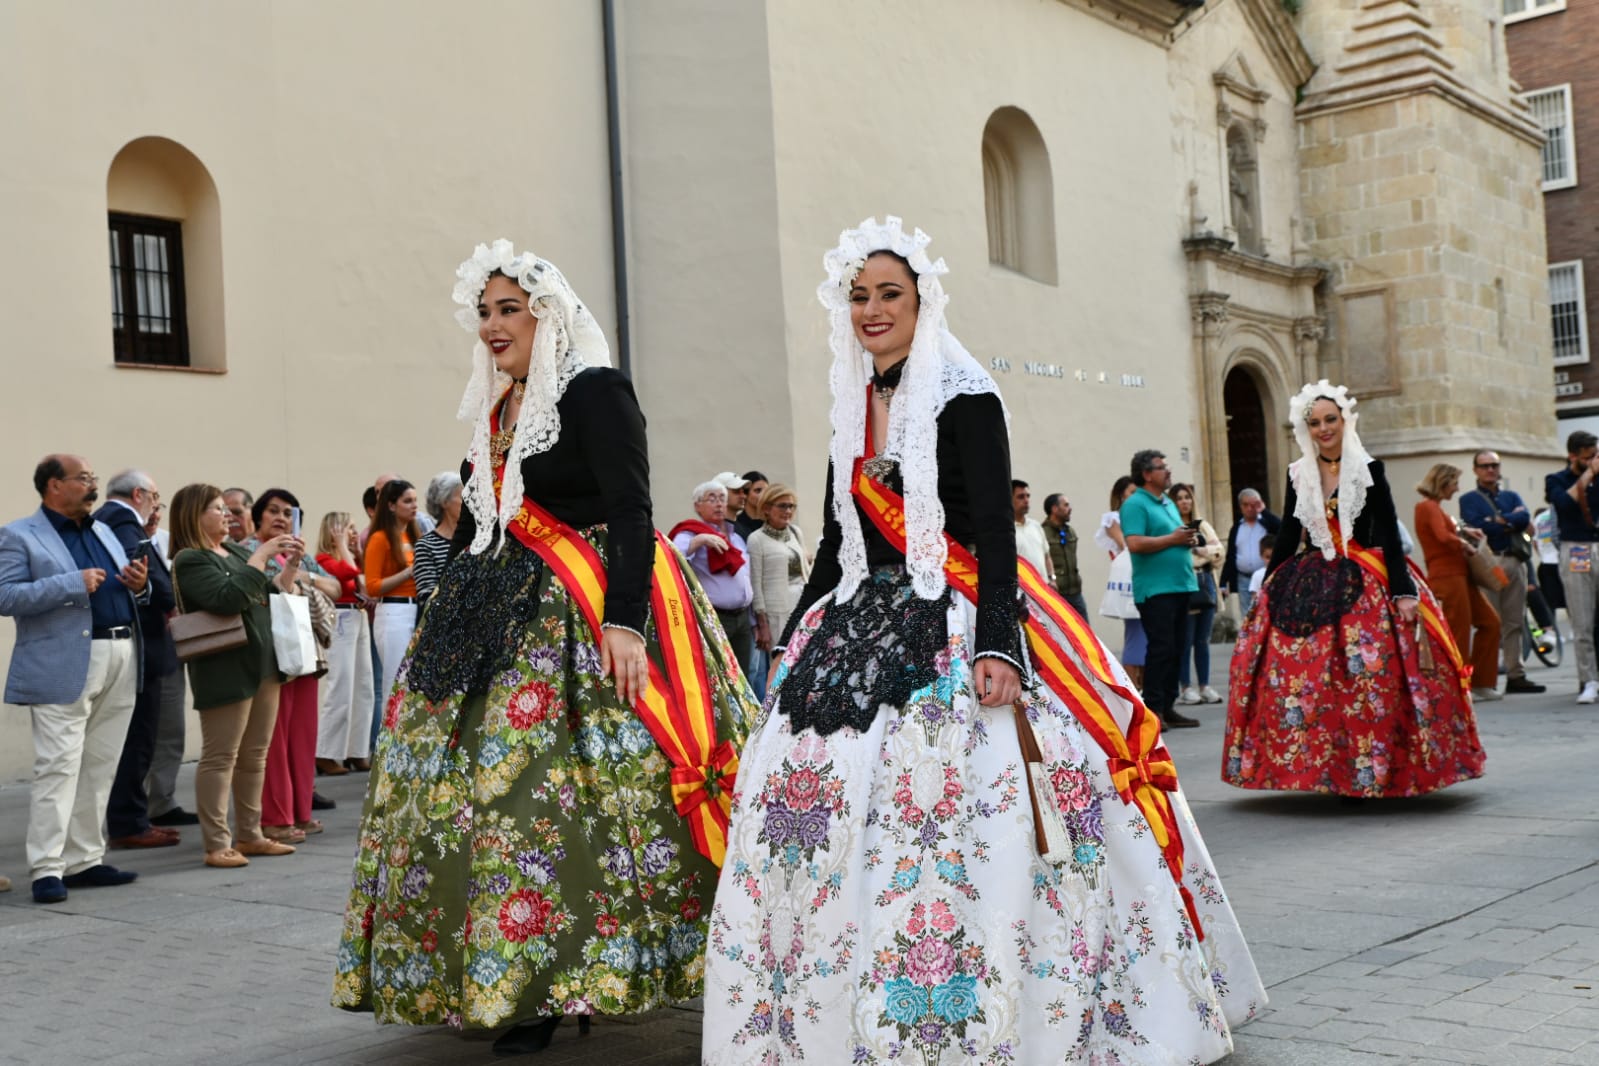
[0,435,1575,900]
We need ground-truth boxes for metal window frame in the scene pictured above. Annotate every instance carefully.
[108,212,190,367]
[1550,260,1591,368]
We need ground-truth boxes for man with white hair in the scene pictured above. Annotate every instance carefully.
[670,481,755,670]
[95,470,180,850]
[1220,487,1281,619]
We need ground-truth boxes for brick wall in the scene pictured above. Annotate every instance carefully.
[1506,3,1599,415]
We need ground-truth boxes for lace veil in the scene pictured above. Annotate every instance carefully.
[451,239,611,554]
[1287,379,1374,561]
[819,217,1008,601]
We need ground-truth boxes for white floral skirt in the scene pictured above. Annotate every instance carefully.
[704,580,1264,1065]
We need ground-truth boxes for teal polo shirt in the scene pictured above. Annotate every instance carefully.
[1120,487,1198,603]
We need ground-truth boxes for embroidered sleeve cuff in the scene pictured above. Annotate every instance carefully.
[975,582,1026,667]
[600,622,647,641]
[973,649,1027,676]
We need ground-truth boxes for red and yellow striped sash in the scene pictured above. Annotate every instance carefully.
[1342,541,1470,690]
[851,466,1202,938]
[504,497,736,866]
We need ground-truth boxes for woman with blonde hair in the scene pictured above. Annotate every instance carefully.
[314,511,375,775]
[747,481,809,700]
[1415,463,1502,703]
[168,484,300,868]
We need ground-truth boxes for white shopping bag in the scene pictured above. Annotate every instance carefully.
[270,593,319,678]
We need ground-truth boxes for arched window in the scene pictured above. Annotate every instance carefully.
[981,107,1057,285]
[106,137,224,369]
[1225,124,1262,256]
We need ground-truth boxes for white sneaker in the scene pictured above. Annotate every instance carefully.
[1177,686,1201,705]
[1199,685,1223,704]
[1579,682,1599,705]
[1470,687,1502,703]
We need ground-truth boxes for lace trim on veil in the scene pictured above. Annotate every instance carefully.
[450,241,612,555]
[820,217,1009,602]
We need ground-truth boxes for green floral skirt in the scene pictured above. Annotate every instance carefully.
[331,529,758,1029]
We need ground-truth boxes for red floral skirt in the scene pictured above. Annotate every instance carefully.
[1224,548,1486,797]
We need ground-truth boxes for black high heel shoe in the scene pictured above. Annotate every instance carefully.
[491,1015,593,1056]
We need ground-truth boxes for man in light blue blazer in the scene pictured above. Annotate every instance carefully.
[0,455,150,904]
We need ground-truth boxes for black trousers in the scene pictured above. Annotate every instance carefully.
[1135,591,1190,716]
[716,607,754,678]
[107,668,164,837]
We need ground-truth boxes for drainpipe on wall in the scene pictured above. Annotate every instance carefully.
[602,0,632,378]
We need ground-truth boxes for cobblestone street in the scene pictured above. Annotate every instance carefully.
[2,644,1596,1065]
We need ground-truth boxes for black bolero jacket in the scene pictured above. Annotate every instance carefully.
[1267,458,1417,599]
[451,367,654,633]
[781,391,1024,666]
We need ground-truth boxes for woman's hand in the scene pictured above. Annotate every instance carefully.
[754,615,773,652]
[600,627,649,706]
[248,533,298,571]
[1396,596,1420,624]
[973,657,1022,708]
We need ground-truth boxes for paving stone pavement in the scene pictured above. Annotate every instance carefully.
[1,643,1596,1065]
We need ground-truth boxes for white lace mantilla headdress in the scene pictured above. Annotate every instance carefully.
[820,216,1008,601]
[1287,379,1374,561]
[451,239,612,554]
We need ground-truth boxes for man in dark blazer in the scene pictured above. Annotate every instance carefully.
[95,470,179,849]
[0,455,148,903]
[1220,488,1281,619]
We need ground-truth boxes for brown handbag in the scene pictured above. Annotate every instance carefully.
[171,558,249,663]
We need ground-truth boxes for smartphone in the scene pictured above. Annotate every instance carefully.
[291,506,302,539]
[129,539,151,563]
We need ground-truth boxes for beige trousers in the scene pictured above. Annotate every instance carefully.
[195,678,281,853]
[26,638,137,879]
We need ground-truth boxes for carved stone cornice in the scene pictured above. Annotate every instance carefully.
[1054,0,1201,45]
[1183,236,1327,288]
[1297,0,1541,146]
[1232,0,1316,89]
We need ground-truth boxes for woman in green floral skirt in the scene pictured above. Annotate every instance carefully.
[332,241,758,1055]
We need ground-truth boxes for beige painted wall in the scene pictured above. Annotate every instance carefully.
[0,1,617,779]
[764,0,1199,634]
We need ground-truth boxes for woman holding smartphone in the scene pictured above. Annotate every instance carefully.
[248,489,340,841]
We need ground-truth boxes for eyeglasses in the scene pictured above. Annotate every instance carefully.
[771,502,797,511]
[1476,462,1500,469]
[59,473,98,486]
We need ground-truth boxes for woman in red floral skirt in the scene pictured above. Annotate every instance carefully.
[1224,381,1485,797]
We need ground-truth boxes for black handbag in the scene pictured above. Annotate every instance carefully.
[1190,567,1217,610]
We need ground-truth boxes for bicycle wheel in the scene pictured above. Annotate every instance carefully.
[1527,606,1563,668]
[1537,621,1563,668]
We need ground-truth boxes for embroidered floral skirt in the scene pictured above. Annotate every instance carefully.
[1224,547,1486,797]
[331,530,759,1029]
[704,567,1265,1065]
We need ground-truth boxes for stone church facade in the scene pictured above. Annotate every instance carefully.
[1172,0,1558,521]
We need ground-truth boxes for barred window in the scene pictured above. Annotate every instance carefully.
[109,213,189,366]
[1526,85,1576,190]
[1551,261,1590,366]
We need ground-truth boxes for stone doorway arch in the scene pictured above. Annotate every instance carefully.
[1224,365,1272,516]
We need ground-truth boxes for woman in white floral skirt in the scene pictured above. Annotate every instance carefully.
[703,218,1265,1065]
